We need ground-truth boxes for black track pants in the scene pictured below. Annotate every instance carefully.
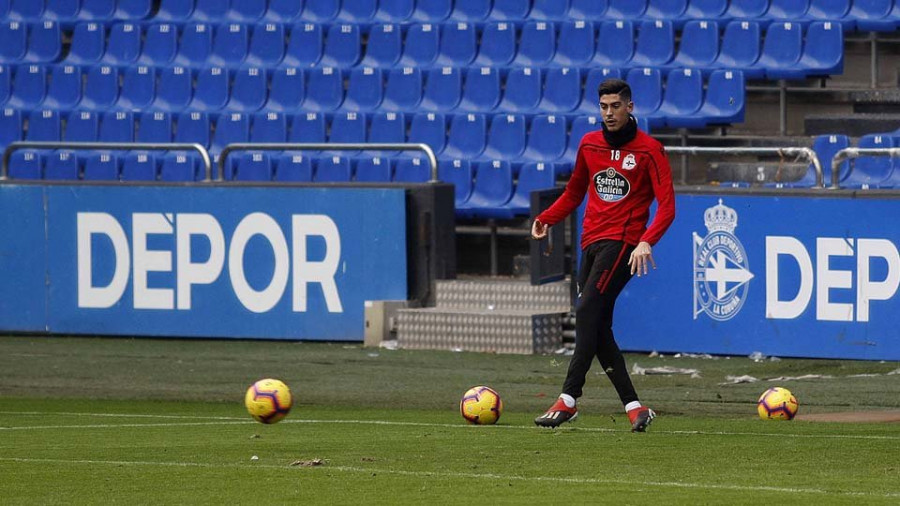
[562,240,639,406]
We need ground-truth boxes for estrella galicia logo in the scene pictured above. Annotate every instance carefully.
[593,168,630,203]
[693,199,754,321]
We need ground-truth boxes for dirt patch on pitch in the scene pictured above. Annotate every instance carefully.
[795,411,900,423]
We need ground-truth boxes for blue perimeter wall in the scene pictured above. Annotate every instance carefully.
[0,184,407,341]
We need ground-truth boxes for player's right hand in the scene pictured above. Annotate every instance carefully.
[531,220,548,240]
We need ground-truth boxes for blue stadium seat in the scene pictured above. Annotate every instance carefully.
[138,24,177,66]
[667,20,720,71]
[658,68,704,128]
[211,112,249,155]
[674,69,745,127]
[420,67,461,112]
[9,0,42,19]
[756,22,804,80]
[246,23,285,67]
[116,0,153,19]
[716,21,764,79]
[459,67,500,113]
[522,115,567,165]
[83,152,119,181]
[437,158,473,206]
[28,109,62,142]
[43,65,81,111]
[408,112,446,155]
[64,22,104,66]
[283,23,323,67]
[175,23,213,68]
[606,0,648,19]
[499,67,542,113]
[8,150,41,179]
[80,66,119,111]
[251,111,287,143]
[0,107,21,147]
[479,114,526,162]
[118,66,155,110]
[631,20,675,68]
[532,0,571,20]
[64,111,99,142]
[804,0,852,29]
[381,67,422,111]
[398,23,439,67]
[491,0,531,20]
[267,67,304,112]
[45,151,79,180]
[450,0,491,21]
[304,0,340,21]
[512,21,556,67]
[626,68,663,122]
[0,65,8,104]
[848,0,898,32]
[315,156,352,182]
[568,0,609,19]
[394,157,431,182]
[360,24,402,68]
[175,111,211,148]
[766,0,810,22]
[646,0,688,24]
[8,64,46,108]
[434,22,477,67]
[593,21,634,67]
[154,67,192,112]
[457,160,514,218]
[374,0,414,22]
[137,111,172,143]
[321,24,361,68]
[344,67,384,112]
[121,152,158,181]
[156,0,193,22]
[290,112,327,144]
[565,116,601,162]
[328,112,367,155]
[210,23,249,67]
[99,111,134,142]
[411,0,452,22]
[843,134,895,188]
[0,21,26,63]
[355,157,393,182]
[192,0,229,22]
[229,68,267,112]
[555,21,595,68]
[264,0,304,23]
[577,68,622,115]
[725,0,770,19]
[538,68,581,113]
[275,153,313,181]
[25,21,62,63]
[337,0,377,22]
[768,134,848,188]
[160,153,199,181]
[684,0,728,18]
[794,21,844,78]
[227,0,266,22]
[80,0,116,20]
[304,67,343,111]
[103,23,141,66]
[474,22,516,67]
[443,113,486,160]
[490,162,557,218]
[190,67,229,111]
[234,153,273,181]
[369,111,406,144]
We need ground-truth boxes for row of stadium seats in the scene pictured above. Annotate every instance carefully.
[0,64,745,127]
[0,19,843,81]
[4,0,898,32]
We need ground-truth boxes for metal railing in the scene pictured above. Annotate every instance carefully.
[1,142,213,181]
[831,147,900,189]
[666,146,826,189]
[219,143,439,182]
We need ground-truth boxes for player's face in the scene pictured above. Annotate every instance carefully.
[599,93,634,132]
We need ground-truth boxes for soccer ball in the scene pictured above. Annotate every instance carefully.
[245,378,293,424]
[460,386,503,425]
[757,387,799,421]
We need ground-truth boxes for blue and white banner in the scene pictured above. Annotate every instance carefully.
[0,185,407,341]
[615,194,900,360]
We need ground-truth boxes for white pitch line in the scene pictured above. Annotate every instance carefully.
[0,421,252,431]
[0,457,897,500]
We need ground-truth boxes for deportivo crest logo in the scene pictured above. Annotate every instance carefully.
[593,168,630,202]
[693,199,754,321]
[622,153,636,170]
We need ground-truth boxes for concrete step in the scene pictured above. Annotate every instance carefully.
[396,307,564,355]
[435,278,570,312]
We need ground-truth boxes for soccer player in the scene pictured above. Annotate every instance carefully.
[531,79,676,432]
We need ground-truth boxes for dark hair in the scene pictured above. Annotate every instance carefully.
[597,78,632,102]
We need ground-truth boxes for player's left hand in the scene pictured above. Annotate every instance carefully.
[628,241,656,277]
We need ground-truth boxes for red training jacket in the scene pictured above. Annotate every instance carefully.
[536,128,676,250]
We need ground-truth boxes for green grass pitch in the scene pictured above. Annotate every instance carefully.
[0,336,898,504]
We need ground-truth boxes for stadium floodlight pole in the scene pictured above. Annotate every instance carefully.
[830,147,900,190]
[665,146,825,189]
[218,143,440,183]
[0,142,213,182]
